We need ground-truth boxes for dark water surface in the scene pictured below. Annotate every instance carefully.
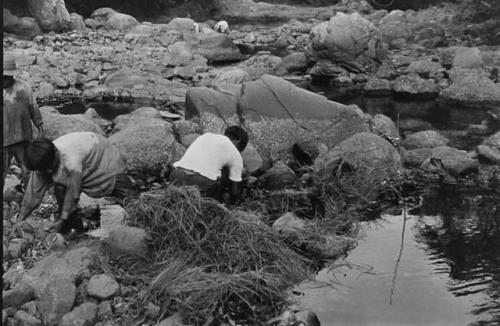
[297,188,500,326]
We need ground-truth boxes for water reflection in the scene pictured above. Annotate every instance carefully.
[297,187,500,326]
[411,187,500,325]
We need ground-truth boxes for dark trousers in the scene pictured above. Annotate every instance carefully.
[55,173,139,234]
[2,141,29,191]
[169,167,229,200]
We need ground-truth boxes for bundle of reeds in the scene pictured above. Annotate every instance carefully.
[120,185,311,324]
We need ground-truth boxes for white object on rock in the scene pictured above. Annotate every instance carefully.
[214,20,229,33]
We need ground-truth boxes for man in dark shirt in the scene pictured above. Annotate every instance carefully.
[3,53,44,190]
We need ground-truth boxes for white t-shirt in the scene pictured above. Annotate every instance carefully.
[173,133,244,182]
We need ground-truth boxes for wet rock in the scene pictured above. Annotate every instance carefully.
[477,132,500,163]
[392,73,440,98]
[453,47,483,69]
[308,12,385,73]
[106,226,149,256]
[14,310,41,326]
[260,161,297,190]
[87,274,120,300]
[280,52,307,73]
[364,77,392,95]
[241,143,264,175]
[372,114,399,140]
[108,118,180,172]
[399,118,433,132]
[3,10,42,40]
[40,107,104,140]
[60,302,97,326]
[27,0,70,32]
[2,282,35,308]
[69,13,86,32]
[402,130,450,150]
[403,148,433,167]
[8,238,28,259]
[440,68,500,109]
[272,212,309,233]
[421,146,479,176]
[314,132,402,186]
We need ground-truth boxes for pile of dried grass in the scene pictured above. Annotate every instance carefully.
[120,185,311,324]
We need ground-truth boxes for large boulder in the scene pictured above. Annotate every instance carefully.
[90,8,138,32]
[40,107,104,140]
[308,12,386,73]
[477,131,500,164]
[421,146,479,176]
[164,17,199,32]
[402,130,449,150]
[440,68,500,109]
[108,118,183,172]
[186,75,369,159]
[314,132,402,185]
[26,0,70,32]
[3,9,42,40]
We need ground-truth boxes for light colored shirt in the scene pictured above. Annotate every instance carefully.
[22,132,126,217]
[173,133,243,182]
[3,79,43,147]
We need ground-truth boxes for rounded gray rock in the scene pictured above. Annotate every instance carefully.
[87,274,120,300]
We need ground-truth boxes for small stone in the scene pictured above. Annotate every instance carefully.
[157,312,188,326]
[8,238,28,258]
[87,274,120,300]
[52,76,68,88]
[43,233,66,250]
[146,302,160,318]
[14,310,42,326]
[20,301,38,316]
[60,302,98,326]
[2,282,35,308]
[97,301,113,321]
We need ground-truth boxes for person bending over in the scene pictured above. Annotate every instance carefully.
[170,126,248,204]
[19,132,139,236]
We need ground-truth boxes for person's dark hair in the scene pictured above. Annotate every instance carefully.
[24,138,57,171]
[224,126,249,152]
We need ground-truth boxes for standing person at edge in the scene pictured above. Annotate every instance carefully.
[19,132,139,237]
[170,126,249,204]
[3,53,44,190]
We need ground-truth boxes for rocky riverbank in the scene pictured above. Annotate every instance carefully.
[3,0,500,325]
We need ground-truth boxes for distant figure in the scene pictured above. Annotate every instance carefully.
[19,132,139,237]
[3,53,44,190]
[170,126,248,204]
[214,20,229,33]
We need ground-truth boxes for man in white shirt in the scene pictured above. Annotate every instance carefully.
[170,126,248,204]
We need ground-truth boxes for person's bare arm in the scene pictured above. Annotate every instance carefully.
[60,169,83,221]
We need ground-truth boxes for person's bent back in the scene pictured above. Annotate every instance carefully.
[20,132,138,234]
[170,126,248,204]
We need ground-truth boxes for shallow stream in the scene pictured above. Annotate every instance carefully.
[297,187,500,326]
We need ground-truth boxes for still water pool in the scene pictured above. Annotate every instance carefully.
[297,188,500,326]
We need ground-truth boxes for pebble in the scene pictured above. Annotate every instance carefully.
[97,301,113,320]
[87,274,120,300]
